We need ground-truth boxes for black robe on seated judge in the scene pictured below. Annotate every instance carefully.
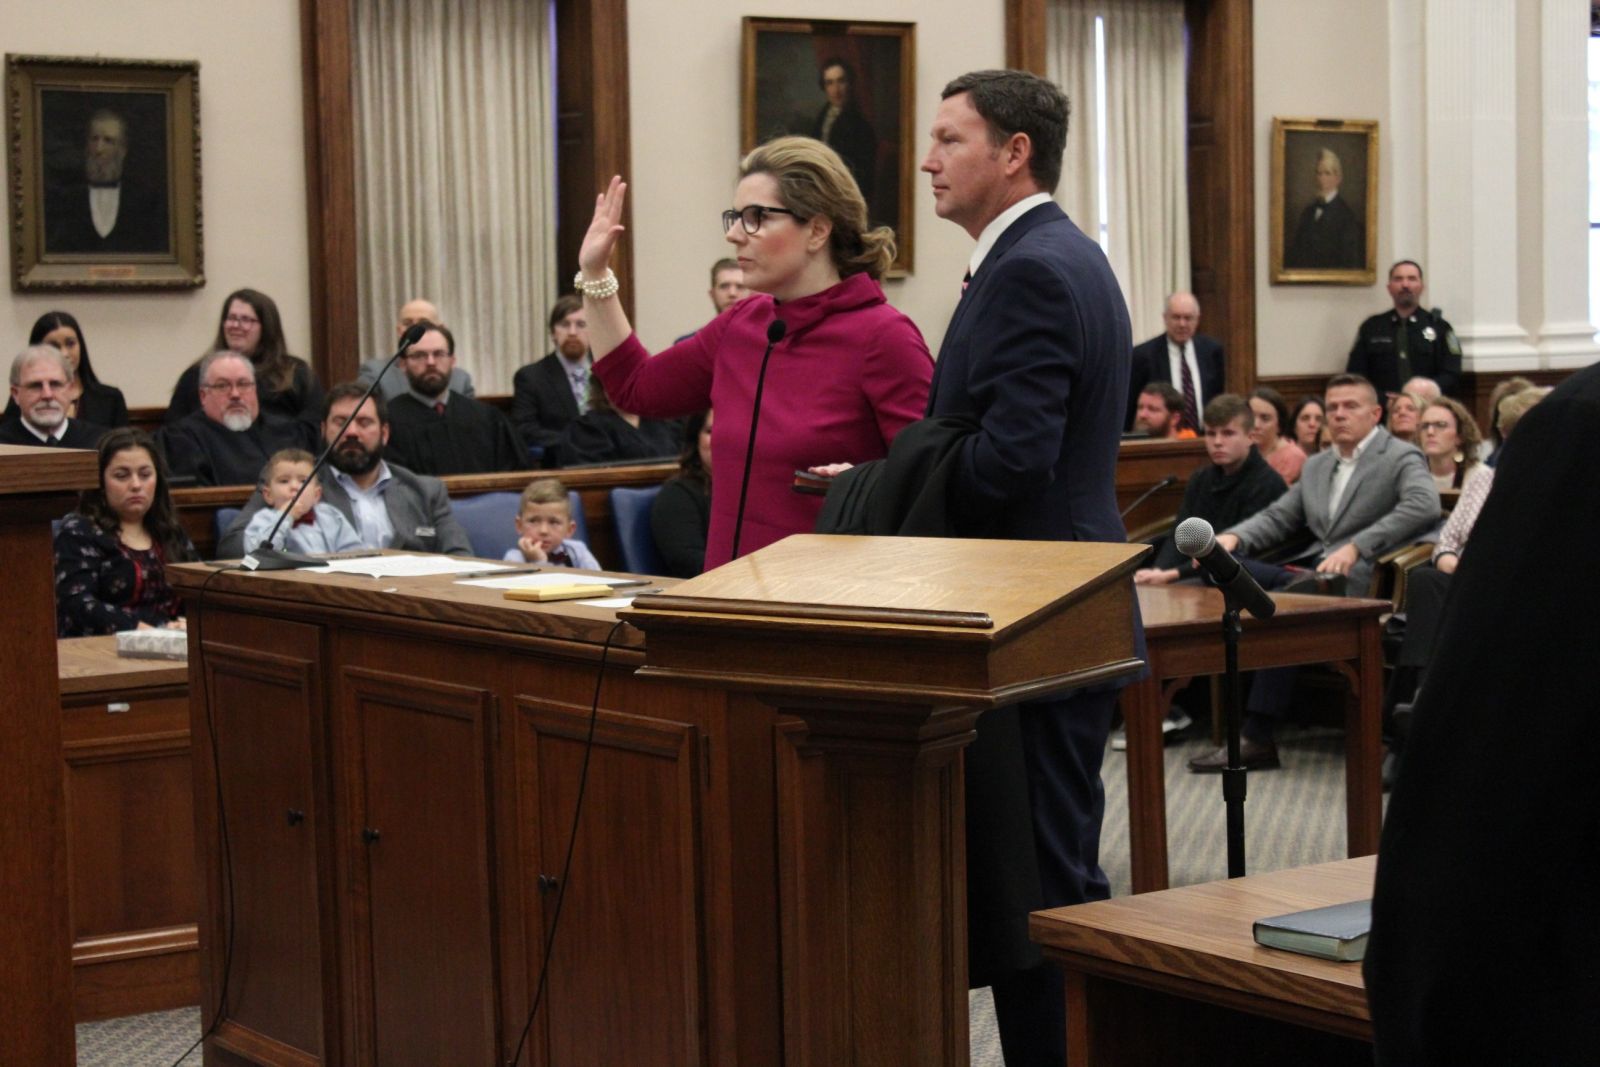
[0,414,108,450]
[155,410,318,487]
[385,392,527,476]
[1364,360,1600,1066]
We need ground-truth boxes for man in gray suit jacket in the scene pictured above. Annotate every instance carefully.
[1188,373,1439,770]
[217,383,471,559]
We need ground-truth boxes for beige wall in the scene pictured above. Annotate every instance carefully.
[2,1,310,408]
[626,0,1007,356]
[1252,0,1394,378]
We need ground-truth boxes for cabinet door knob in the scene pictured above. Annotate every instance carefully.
[286,809,305,826]
[362,827,381,844]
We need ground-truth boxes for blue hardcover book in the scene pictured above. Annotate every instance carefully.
[1252,899,1371,962]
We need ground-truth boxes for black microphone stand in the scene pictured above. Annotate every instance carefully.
[728,319,786,561]
[1218,593,1247,878]
[242,323,428,570]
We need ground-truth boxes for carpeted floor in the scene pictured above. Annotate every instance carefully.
[77,725,1364,1066]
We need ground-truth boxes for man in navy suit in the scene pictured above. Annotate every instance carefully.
[922,69,1137,1067]
[1126,292,1225,431]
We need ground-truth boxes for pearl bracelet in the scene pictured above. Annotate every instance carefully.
[573,268,620,300]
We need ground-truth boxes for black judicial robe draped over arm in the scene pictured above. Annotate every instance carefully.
[384,393,527,476]
[1365,361,1600,1067]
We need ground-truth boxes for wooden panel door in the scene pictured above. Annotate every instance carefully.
[514,695,706,1067]
[195,634,329,1065]
[340,669,499,1067]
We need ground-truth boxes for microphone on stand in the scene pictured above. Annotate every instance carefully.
[728,318,787,561]
[1120,474,1180,521]
[1174,517,1277,621]
[242,322,430,571]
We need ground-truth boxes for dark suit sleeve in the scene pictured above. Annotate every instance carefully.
[1347,325,1370,377]
[1200,337,1226,399]
[511,363,564,453]
[293,360,325,426]
[492,408,527,473]
[947,255,1083,514]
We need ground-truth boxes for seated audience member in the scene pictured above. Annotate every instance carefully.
[1248,386,1307,485]
[1290,394,1325,454]
[1135,394,1287,585]
[505,477,599,568]
[1365,367,1599,1067]
[1417,396,1480,492]
[1481,375,1535,465]
[1385,390,1423,443]
[1125,291,1224,431]
[651,410,713,578]
[166,288,323,426]
[1133,383,1197,439]
[512,295,591,464]
[356,297,475,401]
[55,428,197,636]
[675,260,750,342]
[1,345,107,448]
[218,384,471,559]
[156,352,318,486]
[1188,374,1440,771]
[385,322,525,475]
[12,311,128,427]
[1401,375,1441,405]
[555,376,680,466]
[240,448,363,555]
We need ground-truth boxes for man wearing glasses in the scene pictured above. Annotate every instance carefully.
[384,322,525,476]
[0,345,108,448]
[156,351,317,486]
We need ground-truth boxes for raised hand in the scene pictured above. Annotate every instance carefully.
[578,175,628,277]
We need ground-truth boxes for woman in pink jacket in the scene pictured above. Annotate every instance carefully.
[578,137,934,569]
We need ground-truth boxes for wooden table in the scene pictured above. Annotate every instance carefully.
[58,636,199,1021]
[1030,856,1375,1065]
[1123,586,1388,893]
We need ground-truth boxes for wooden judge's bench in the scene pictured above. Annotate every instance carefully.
[170,535,1143,1066]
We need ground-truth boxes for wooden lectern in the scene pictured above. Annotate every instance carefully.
[0,444,97,1065]
[173,534,1141,1066]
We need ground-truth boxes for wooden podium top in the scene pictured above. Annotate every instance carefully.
[0,442,97,496]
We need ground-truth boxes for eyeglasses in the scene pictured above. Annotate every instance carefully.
[224,314,260,327]
[721,204,802,235]
[202,380,257,394]
[1417,420,1453,432]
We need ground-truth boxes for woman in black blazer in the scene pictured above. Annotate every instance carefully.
[11,310,130,428]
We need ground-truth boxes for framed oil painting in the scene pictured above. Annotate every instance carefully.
[1270,117,1378,285]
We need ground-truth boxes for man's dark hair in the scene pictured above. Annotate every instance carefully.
[1141,382,1185,414]
[411,320,455,355]
[548,294,583,333]
[709,258,740,287]
[1202,393,1253,431]
[818,57,852,89]
[1325,373,1379,405]
[1389,259,1424,281]
[941,69,1070,193]
[323,381,390,425]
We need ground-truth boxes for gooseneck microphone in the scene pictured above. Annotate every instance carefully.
[1120,474,1180,521]
[728,318,787,561]
[242,322,430,571]
[1174,517,1277,620]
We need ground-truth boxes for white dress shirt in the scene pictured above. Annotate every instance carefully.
[89,186,121,238]
[968,192,1054,279]
[1328,424,1381,516]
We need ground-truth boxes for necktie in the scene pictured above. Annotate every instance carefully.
[433,401,445,415]
[961,269,971,293]
[1179,347,1199,432]
[1395,317,1412,384]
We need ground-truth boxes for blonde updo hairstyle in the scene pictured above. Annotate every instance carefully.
[739,136,896,281]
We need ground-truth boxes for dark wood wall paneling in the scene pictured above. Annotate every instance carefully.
[298,0,634,386]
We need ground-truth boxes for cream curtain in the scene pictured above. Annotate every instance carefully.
[352,0,557,393]
[1046,0,1190,340]
[1047,0,1101,239]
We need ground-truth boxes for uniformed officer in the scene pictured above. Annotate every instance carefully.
[1347,260,1462,399]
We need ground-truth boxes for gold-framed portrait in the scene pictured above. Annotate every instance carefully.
[7,53,203,291]
[1270,117,1378,285]
[741,17,916,276]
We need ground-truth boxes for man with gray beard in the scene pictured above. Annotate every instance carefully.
[157,351,316,486]
[0,345,107,448]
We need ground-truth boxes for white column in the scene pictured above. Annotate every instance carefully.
[1422,0,1539,369]
[1532,0,1600,368]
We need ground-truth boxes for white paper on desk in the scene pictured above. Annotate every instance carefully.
[576,596,639,609]
[304,555,510,578]
[456,572,637,590]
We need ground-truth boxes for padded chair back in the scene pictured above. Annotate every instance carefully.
[610,486,664,575]
[214,507,242,552]
[452,490,588,561]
